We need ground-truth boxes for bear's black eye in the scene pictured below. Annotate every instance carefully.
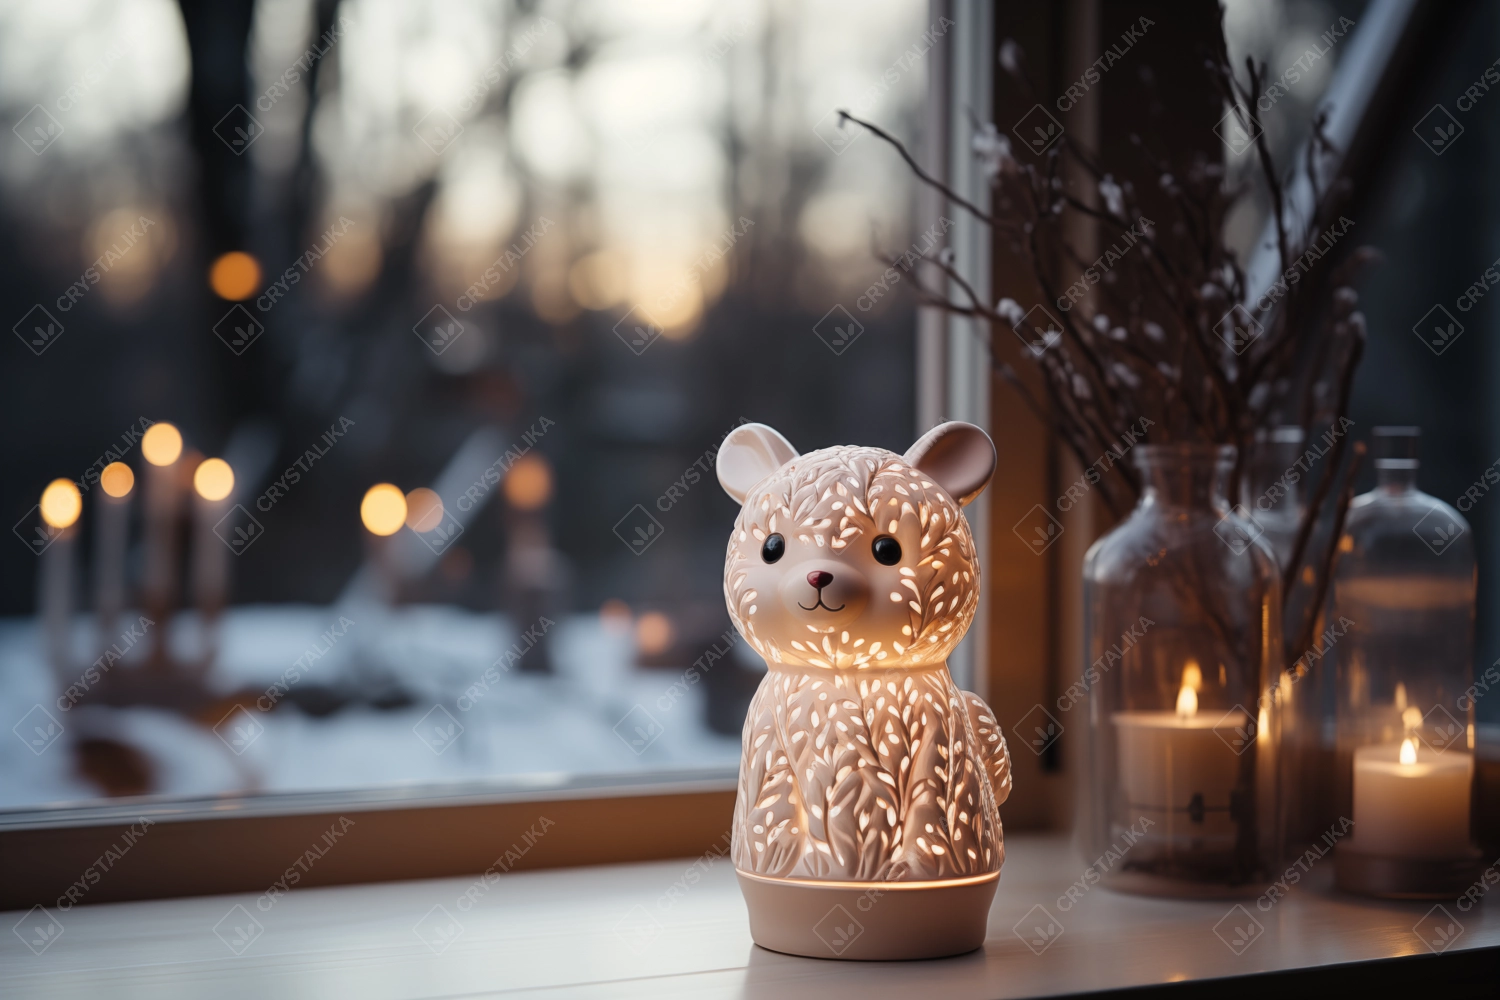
[872,535,902,566]
[761,533,785,563]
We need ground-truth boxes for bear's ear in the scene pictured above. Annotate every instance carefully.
[904,421,996,506]
[717,423,799,504]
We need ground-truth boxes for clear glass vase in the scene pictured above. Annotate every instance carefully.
[1241,425,1306,571]
[1330,427,1481,896]
[1081,444,1283,896]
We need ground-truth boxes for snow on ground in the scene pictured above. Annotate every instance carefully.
[0,606,742,812]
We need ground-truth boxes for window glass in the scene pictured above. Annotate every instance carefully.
[0,0,930,810]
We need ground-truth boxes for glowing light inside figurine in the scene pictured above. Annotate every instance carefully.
[717,421,1006,959]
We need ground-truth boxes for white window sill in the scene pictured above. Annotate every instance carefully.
[3,833,1494,997]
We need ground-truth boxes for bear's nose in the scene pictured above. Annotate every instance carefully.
[807,570,833,590]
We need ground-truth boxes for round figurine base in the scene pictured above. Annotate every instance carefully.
[1334,843,1484,899]
[736,869,998,961]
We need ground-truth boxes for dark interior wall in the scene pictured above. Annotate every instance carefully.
[1347,1,1500,726]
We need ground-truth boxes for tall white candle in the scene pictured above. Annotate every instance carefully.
[140,422,183,666]
[93,462,134,643]
[360,483,407,604]
[38,479,82,685]
[191,457,235,619]
[1352,739,1472,859]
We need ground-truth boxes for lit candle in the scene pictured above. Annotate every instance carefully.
[191,457,235,620]
[1113,663,1246,850]
[93,461,134,644]
[39,479,82,685]
[360,483,407,603]
[140,422,183,665]
[1352,736,1473,859]
[501,455,558,675]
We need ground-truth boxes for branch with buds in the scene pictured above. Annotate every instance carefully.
[839,8,1373,668]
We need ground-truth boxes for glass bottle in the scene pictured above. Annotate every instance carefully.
[1081,444,1283,896]
[1332,427,1480,896]
[1241,425,1306,571]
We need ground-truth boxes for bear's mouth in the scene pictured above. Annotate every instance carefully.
[797,595,846,613]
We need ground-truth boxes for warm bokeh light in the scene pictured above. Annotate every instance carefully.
[636,611,674,656]
[321,224,383,299]
[361,483,407,536]
[599,599,632,634]
[193,458,235,501]
[141,422,183,466]
[1399,737,1418,766]
[634,274,704,339]
[40,479,82,530]
[567,251,627,310]
[90,207,168,306]
[405,487,444,532]
[210,251,262,300]
[100,462,135,498]
[504,453,553,510]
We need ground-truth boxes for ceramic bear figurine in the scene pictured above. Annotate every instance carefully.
[717,420,1011,960]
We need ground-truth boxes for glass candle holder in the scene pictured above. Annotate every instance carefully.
[1241,425,1307,571]
[1081,444,1283,896]
[1332,427,1481,897]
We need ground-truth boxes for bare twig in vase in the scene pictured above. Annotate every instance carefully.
[839,7,1372,672]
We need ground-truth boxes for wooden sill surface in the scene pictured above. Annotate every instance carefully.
[1,833,1496,998]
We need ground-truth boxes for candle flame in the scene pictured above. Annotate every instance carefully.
[1175,683,1198,719]
[1182,660,1202,691]
[1399,738,1417,766]
[1394,682,1407,713]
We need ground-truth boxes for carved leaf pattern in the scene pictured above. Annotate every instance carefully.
[964,692,1013,806]
[733,666,1010,882]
